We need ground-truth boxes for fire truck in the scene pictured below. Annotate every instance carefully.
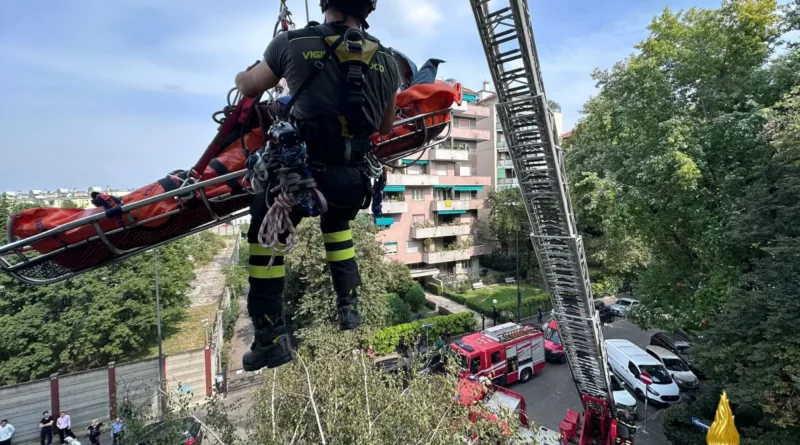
[451,322,546,386]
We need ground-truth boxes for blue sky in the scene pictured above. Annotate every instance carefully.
[0,0,735,191]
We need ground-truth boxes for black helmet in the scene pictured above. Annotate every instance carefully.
[320,0,377,15]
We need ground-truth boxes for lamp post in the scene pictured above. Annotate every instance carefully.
[492,299,498,326]
[516,228,521,322]
[147,248,165,422]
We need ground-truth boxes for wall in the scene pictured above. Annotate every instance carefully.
[59,369,109,430]
[165,350,208,405]
[0,378,51,443]
[116,358,160,420]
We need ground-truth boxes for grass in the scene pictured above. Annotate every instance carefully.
[459,283,546,307]
[147,303,220,357]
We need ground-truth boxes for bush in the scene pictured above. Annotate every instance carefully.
[479,252,518,272]
[403,283,426,312]
[424,301,436,310]
[442,290,467,305]
[426,282,442,295]
[385,261,415,296]
[591,274,624,298]
[385,293,411,326]
[372,312,477,355]
[222,296,240,341]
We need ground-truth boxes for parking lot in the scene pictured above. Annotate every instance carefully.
[510,318,674,445]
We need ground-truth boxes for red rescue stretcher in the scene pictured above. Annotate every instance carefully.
[0,82,461,285]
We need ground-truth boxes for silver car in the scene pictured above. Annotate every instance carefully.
[645,345,699,391]
[609,298,640,317]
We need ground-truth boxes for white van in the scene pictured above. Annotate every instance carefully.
[604,339,680,405]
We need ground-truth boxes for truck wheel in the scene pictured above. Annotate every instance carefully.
[520,368,532,382]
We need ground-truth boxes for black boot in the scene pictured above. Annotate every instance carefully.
[242,315,293,371]
[337,289,361,331]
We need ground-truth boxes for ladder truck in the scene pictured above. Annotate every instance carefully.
[468,1,633,443]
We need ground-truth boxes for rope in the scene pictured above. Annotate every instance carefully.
[257,175,297,267]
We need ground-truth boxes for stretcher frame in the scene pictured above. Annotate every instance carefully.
[0,108,453,286]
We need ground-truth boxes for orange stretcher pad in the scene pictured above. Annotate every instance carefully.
[7,82,460,272]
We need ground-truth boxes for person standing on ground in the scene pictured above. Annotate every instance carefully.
[86,420,103,445]
[39,411,54,445]
[444,328,451,345]
[416,333,423,354]
[110,418,124,445]
[56,412,72,444]
[118,396,133,419]
[0,419,15,445]
[537,306,543,324]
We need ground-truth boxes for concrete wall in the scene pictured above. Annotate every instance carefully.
[0,377,51,443]
[165,350,207,405]
[59,368,109,431]
[116,358,161,420]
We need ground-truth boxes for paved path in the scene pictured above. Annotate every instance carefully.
[188,239,235,307]
[230,287,252,370]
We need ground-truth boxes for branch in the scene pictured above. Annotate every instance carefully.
[271,368,277,441]
[421,398,455,445]
[294,352,326,445]
[289,400,311,445]
[361,354,372,438]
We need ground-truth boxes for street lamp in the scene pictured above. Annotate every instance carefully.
[492,299,498,326]
[146,248,165,422]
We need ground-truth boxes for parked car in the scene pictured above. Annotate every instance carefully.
[608,298,640,317]
[645,345,699,391]
[135,417,204,445]
[593,300,615,323]
[649,331,694,369]
[542,319,566,364]
[610,373,638,421]
[605,339,680,405]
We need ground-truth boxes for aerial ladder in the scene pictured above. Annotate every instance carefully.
[468,1,632,443]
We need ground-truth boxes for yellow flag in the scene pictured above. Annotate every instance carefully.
[445,199,453,207]
[707,391,739,445]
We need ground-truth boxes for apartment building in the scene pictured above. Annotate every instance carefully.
[372,84,494,283]
[2,186,131,209]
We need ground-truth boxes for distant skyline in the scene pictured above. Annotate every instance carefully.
[0,0,732,190]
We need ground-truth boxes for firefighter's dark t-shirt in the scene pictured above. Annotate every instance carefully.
[263,23,400,134]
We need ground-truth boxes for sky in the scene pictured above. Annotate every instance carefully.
[0,0,735,191]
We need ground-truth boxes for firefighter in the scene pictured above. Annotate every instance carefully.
[234,0,399,371]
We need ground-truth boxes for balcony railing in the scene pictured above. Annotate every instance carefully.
[367,201,408,214]
[432,199,486,211]
[411,224,471,239]
[452,102,490,120]
[497,177,518,185]
[496,159,514,168]
[386,174,439,186]
[429,148,469,162]
[451,127,491,141]
[423,245,491,264]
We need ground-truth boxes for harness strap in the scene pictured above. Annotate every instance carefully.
[279,29,344,121]
[209,159,243,192]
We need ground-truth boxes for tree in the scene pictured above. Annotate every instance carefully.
[61,200,80,209]
[547,100,562,112]
[486,187,538,278]
[403,283,426,313]
[205,329,530,445]
[283,218,413,332]
[386,293,411,325]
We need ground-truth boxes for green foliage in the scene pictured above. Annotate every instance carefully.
[384,260,415,296]
[0,240,202,385]
[61,200,80,209]
[222,295,240,342]
[479,251,523,275]
[284,218,412,331]
[590,274,623,298]
[385,293,411,326]
[442,290,467,305]
[403,283,426,312]
[426,282,442,295]
[372,312,477,355]
[185,231,226,267]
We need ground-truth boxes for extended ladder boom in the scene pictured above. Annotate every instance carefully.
[469,0,613,409]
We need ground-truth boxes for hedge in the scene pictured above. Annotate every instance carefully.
[426,282,442,295]
[443,290,467,305]
[372,312,477,355]
[424,301,436,310]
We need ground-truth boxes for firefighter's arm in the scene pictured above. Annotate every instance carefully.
[235,61,280,98]
[379,92,397,135]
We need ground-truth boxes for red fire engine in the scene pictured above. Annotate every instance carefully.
[450,322,546,385]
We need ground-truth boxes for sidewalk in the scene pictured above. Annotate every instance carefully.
[424,291,486,326]
[230,287,252,371]
[187,239,235,307]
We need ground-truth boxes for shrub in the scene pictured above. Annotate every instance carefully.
[222,296,240,341]
[426,282,442,295]
[372,312,477,355]
[591,274,624,298]
[424,301,436,311]
[385,261,415,296]
[479,252,517,272]
[404,283,426,312]
[443,290,467,305]
[385,293,411,326]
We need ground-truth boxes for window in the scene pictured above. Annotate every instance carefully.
[544,327,561,345]
[435,162,447,176]
[627,362,640,378]
[407,241,421,254]
[470,356,481,375]
[459,164,471,176]
[412,189,424,201]
[638,364,673,384]
[407,164,422,175]
[412,214,425,225]
[462,260,472,270]
[491,351,501,365]
[434,188,448,200]
[383,242,398,256]
[456,118,476,129]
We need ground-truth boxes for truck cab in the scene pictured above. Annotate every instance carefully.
[543,319,566,364]
[450,322,546,386]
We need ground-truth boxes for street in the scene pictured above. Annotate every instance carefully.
[510,318,672,445]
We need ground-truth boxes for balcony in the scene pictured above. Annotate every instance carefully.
[411,224,471,239]
[496,159,514,168]
[451,127,491,141]
[386,174,439,186]
[367,201,408,214]
[429,148,469,162]
[423,245,492,264]
[497,177,518,186]
[449,176,491,186]
[432,199,486,212]
[410,268,440,278]
[452,102,490,120]
[497,141,508,151]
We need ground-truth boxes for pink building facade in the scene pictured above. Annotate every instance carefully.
[369,87,494,283]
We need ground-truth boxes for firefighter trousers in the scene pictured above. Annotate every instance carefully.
[246,165,366,325]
